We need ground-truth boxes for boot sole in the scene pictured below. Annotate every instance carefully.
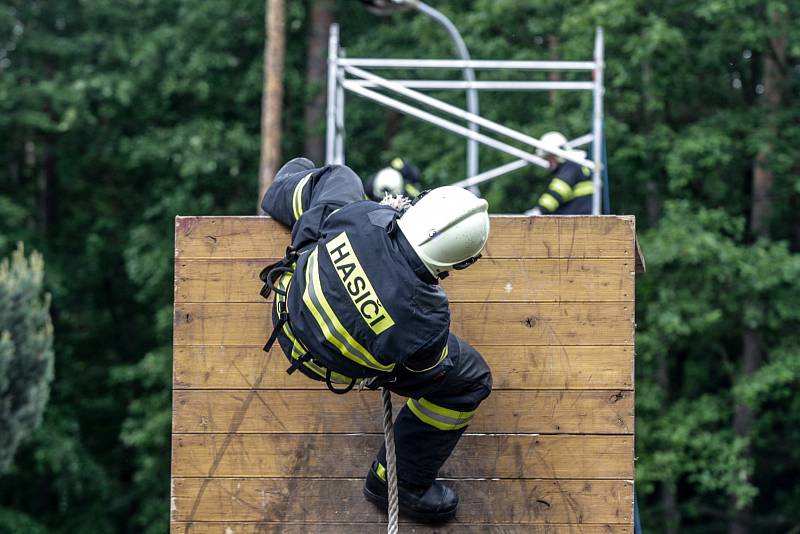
[362,486,458,523]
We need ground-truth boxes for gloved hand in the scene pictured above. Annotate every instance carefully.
[526,206,543,216]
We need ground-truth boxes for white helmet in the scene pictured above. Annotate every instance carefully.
[372,167,404,198]
[397,186,490,278]
[536,131,587,161]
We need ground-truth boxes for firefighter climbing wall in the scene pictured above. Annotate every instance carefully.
[170,215,636,533]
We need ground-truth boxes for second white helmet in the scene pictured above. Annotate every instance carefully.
[536,131,587,161]
[372,167,405,199]
[397,186,490,278]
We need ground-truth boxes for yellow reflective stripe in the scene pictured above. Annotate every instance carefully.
[274,270,357,385]
[403,344,448,373]
[284,322,356,384]
[406,398,474,431]
[404,183,420,197]
[303,248,394,372]
[581,166,591,176]
[538,192,559,212]
[548,178,573,201]
[390,157,404,170]
[326,232,395,335]
[418,397,476,421]
[573,180,593,197]
[292,172,313,220]
[376,462,387,481]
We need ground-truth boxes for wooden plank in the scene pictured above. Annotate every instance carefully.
[173,302,634,346]
[174,258,634,303]
[172,390,634,434]
[172,522,634,533]
[173,345,634,390]
[171,478,633,524]
[171,434,633,479]
[175,216,635,259]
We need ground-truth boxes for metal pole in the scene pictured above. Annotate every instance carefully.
[344,66,595,169]
[592,27,604,215]
[339,58,595,70]
[450,133,589,189]
[325,24,339,164]
[346,79,595,91]
[344,81,545,166]
[451,159,539,189]
[416,1,479,180]
[566,133,594,148]
[335,49,346,164]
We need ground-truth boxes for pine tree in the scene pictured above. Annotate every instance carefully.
[0,243,54,471]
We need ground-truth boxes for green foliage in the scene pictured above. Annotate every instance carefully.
[1,0,799,532]
[0,507,49,534]
[0,244,54,472]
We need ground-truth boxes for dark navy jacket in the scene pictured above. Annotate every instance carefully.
[536,160,594,215]
[262,158,450,379]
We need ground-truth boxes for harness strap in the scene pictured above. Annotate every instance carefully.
[259,246,299,299]
[325,368,357,395]
[260,245,362,394]
[263,308,288,353]
[286,351,312,375]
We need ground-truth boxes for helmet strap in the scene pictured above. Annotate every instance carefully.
[452,254,482,271]
[410,189,431,205]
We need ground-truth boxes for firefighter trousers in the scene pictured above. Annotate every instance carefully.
[376,333,492,488]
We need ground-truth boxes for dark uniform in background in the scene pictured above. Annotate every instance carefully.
[260,157,492,493]
[535,160,594,214]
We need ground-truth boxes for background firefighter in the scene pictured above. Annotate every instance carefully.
[364,158,424,201]
[528,131,594,215]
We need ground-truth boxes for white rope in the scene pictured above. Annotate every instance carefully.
[381,387,400,534]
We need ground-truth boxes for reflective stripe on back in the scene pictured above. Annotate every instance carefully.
[325,232,395,335]
[302,248,395,372]
[275,270,358,385]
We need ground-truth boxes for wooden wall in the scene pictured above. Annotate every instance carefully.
[171,215,636,533]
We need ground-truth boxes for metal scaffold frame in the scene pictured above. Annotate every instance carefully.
[325,23,605,214]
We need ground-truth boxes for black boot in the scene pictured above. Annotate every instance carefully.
[363,461,458,523]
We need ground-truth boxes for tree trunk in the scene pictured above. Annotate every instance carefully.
[303,0,334,164]
[729,12,785,534]
[791,187,800,252]
[258,0,286,213]
[384,111,402,149]
[749,149,774,239]
[547,34,560,103]
[657,352,680,533]
[37,138,58,235]
[660,479,681,534]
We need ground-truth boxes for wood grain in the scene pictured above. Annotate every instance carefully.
[171,477,633,524]
[172,522,634,533]
[174,258,634,303]
[172,302,634,346]
[172,389,634,434]
[174,216,635,259]
[173,345,634,390]
[171,214,637,530]
[172,433,633,479]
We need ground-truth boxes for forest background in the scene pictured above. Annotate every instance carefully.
[1,1,799,532]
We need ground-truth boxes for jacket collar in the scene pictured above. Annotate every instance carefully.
[391,218,438,285]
